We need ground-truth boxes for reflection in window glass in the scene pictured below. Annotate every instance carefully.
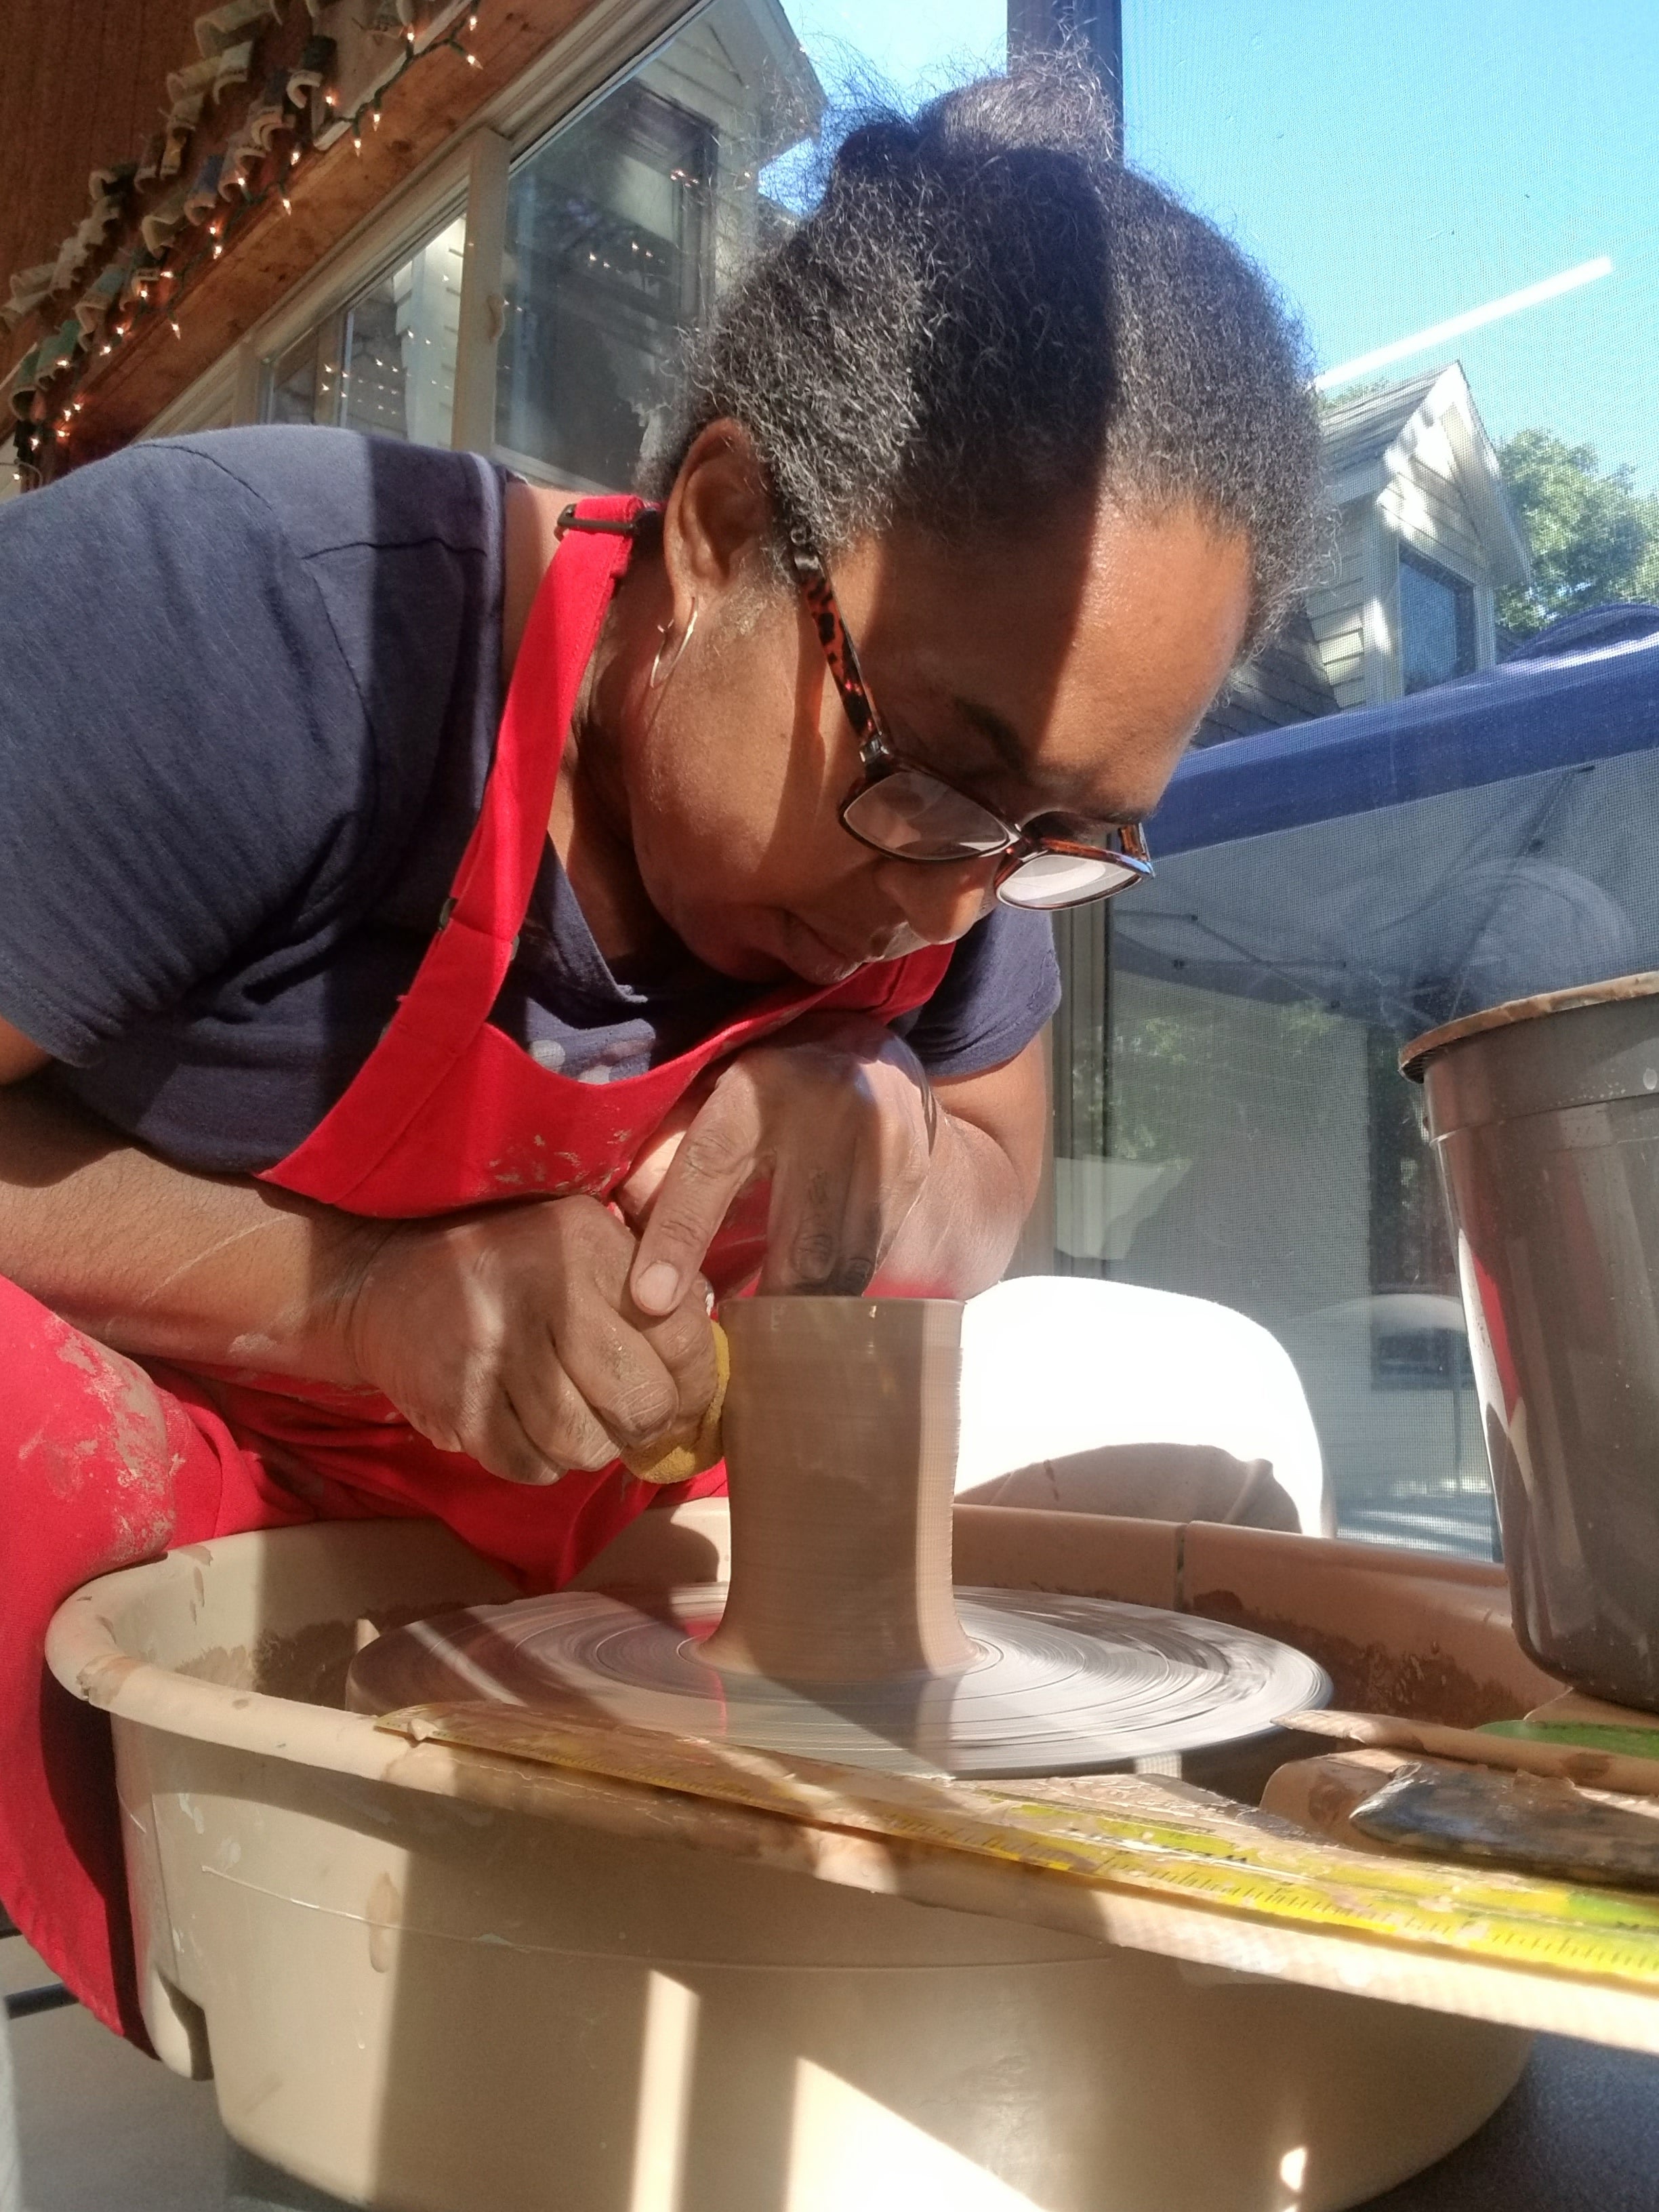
[496,83,720,489]
[1050,4,1659,1557]
[493,0,1006,492]
[260,213,466,445]
[266,329,321,426]
[495,0,824,489]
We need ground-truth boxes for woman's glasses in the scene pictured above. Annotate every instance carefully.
[787,540,1154,913]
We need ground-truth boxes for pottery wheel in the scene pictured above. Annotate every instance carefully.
[348,1585,1330,1777]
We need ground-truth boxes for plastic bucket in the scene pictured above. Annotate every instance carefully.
[1406,971,1659,1708]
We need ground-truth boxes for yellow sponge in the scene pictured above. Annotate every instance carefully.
[624,1320,730,1486]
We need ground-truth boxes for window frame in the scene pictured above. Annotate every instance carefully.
[140,0,708,447]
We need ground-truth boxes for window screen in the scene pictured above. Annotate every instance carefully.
[1053,1,1659,1557]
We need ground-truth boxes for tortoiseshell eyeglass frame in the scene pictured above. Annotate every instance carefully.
[785,536,1154,909]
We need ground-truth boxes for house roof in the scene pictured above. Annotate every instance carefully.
[1319,370,1445,483]
[1321,363,1532,590]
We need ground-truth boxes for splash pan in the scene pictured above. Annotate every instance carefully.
[347,1585,1331,1776]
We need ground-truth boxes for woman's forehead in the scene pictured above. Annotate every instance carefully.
[846,503,1252,808]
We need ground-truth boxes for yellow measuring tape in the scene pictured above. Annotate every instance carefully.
[378,1702,1659,1994]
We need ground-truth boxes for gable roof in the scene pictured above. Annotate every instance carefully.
[1319,369,1446,485]
[1321,363,1531,589]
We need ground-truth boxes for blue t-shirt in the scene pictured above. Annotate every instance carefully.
[0,428,1060,1176]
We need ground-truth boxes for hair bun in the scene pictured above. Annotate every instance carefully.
[922,54,1118,167]
[647,56,1322,655]
[827,113,924,186]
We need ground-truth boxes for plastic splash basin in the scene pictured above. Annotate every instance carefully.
[46,1504,1531,2212]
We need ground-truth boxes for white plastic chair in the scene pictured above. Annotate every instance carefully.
[956,1275,1330,1536]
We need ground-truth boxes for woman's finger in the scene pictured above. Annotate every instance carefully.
[494,1330,627,1470]
[628,1078,764,1315]
[466,1376,596,1486]
[638,1293,722,1430]
[551,1298,687,1456]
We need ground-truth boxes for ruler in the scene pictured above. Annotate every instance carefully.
[378,1701,1659,1994]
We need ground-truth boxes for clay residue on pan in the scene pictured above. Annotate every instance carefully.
[176,1641,258,1692]
[228,1604,470,1708]
[1190,1590,1529,1727]
[365,1870,402,1974]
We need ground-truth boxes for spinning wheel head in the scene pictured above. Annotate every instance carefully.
[349,1298,1328,1774]
[348,1583,1330,1776]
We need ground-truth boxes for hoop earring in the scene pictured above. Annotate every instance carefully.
[649,598,699,689]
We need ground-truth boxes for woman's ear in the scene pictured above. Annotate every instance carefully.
[660,421,775,625]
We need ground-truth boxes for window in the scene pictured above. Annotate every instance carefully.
[495,81,718,491]
[493,0,832,491]
[1046,3,1659,1557]
[261,212,467,443]
[491,0,1006,491]
[1399,548,1477,694]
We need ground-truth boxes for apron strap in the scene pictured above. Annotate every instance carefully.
[400,494,649,1045]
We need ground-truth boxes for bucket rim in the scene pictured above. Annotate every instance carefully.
[1400,970,1659,1082]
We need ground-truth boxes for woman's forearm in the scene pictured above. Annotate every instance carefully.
[875,1033,1050,1298]
[875,1105,1032,1298]
[0,1077,382,1379]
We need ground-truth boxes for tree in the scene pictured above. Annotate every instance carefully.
[1496,428,1659,638]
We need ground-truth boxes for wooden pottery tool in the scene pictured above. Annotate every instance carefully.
[350,1298,1329,1776]
[1282,1705,1659,1796]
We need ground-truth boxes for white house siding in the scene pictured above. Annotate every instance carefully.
[1382,413,1488,579]
[1304,504,1370,708]
[1201,606,1339,740]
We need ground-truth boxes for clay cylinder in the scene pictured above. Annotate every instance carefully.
[702,1297,972,1683]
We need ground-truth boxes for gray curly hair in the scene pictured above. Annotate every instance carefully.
[644,60,1323,653]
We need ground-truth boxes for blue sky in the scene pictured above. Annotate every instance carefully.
[779,0,1659,492]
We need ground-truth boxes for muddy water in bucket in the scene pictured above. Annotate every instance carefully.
[1407,972,1659,1708]
[350,1298,1327,1773]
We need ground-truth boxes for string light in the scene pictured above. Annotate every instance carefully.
[17,9,489,472]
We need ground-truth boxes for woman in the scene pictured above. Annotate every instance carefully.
[0,64,1320,2036]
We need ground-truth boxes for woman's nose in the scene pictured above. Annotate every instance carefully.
[877,856,1000,947]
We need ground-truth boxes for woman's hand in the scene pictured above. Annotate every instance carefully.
[621,1012,937,1315]
[342,1195,718,1486]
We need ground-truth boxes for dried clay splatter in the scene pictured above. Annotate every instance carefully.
[21,1317,184,1567]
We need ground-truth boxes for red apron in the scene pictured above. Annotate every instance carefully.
[0,497,951,2039]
